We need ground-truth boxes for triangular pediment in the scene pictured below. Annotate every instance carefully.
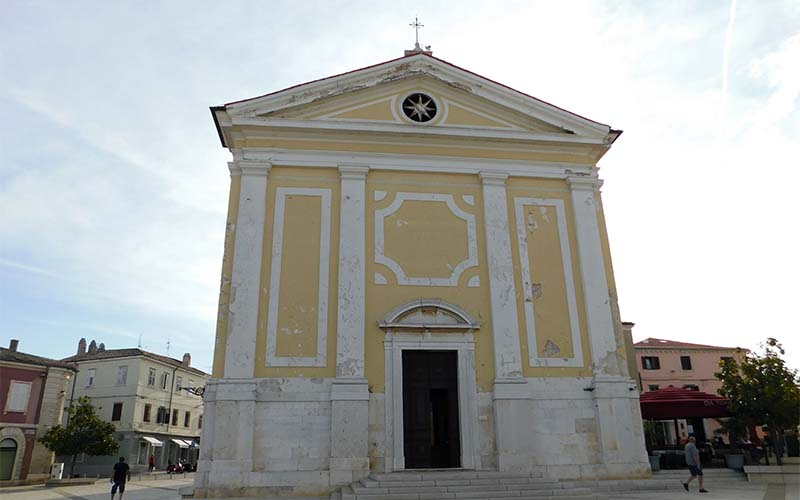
[254,75,566,135]
[213,53,617,147]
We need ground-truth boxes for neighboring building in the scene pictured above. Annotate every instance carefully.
[197,47,649,498]
[59,338,210,476]
[634,337,742,395]
[0,339,76,483]
[634,337,743,444]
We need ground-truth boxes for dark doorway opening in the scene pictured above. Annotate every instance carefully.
[402,350,460,468]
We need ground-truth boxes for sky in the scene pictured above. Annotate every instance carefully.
[1,1,798,375]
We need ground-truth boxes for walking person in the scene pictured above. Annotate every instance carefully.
[681,436,708,493]
[148,454,155,472]
[110,456,131,500]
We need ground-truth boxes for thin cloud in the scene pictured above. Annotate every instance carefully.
[0,258,65,279]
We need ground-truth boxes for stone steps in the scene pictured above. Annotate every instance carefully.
[338,470,687,500]
[652,469,748,481]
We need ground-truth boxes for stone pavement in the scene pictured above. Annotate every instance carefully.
[0,475,192,500]
[0,476,796,500]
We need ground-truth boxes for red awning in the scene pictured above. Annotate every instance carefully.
[640,387,731,419]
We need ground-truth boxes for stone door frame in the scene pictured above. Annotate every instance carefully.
[383,330,481,471]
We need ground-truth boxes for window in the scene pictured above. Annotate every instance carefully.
[156,406,168,424]
[641,356,660,370]
[143,404,152,422]
[680,356,692,370]
[176,376,182,391]
[648,384,660,391]
[184,411,191,427]
[111,403,123,421]
[198,415,203,430]
[87,368,96,387]
[160,372,169,390]
[171,409,179,426]
[116,366,128,385]
[721,356,734,366]
[147,368,156,386]
[6,381,32,412]
[683,384,700,391]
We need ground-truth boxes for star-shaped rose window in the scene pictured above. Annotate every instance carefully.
[402,93,437,123]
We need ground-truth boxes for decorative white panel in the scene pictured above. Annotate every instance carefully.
[513,197,583,367]
[266,187,332,367]
[374,192,478,287]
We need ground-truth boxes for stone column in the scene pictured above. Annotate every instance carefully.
[479,172,523,380]
[335,165,369,378]
[567,176,620,377]
[223,160,270,379]
[567,176,649,476]
[330,165,370,485]
[479,172,528,472]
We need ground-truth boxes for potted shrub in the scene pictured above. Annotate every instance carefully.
[715,416,746,470]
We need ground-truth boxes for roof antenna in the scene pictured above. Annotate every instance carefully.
[137,333,142,349]
[405,16,433,56]
[166,335,171,357]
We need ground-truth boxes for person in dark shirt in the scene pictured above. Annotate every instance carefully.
[111,457,131,500]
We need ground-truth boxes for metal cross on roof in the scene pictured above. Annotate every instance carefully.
[409,16,424,49]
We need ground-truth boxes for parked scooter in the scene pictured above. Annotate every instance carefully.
[166,460,184,474]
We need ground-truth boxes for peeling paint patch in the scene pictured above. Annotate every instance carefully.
[542,340,561,356]
[527,212,538,229]
[539,206,550,223]
[531,283,543,299]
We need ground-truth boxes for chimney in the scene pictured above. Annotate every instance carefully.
[98,343,106,352]
[9,339,19,352]
[182,353,191,367]
[88,340,98,354]
[78,338,87,355]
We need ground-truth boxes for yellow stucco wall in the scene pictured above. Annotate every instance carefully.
[365,171,495,392]
[253,167,340,378]
[212,171,615,383]
[212,174,241,378]
[507,178,593,377]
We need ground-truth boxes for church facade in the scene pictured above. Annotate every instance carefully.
[196,51,650,498]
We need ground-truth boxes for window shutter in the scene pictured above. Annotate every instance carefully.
[8,382,31,411]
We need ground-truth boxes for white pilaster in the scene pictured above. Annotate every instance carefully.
[331,165,370,485]
[335,165,369,378]
[224,160,270,379]
[567,176,621,377]
[479,172,523,380]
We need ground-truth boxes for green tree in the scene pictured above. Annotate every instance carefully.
[716,338,800,465]
[39,396,119,476]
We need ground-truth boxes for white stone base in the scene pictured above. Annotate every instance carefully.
[196,375,650,497]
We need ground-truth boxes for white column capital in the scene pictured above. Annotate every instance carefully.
[566,175,603,191]
[338,165,370,179]
[237,160,271,177]
[479,172,509,186]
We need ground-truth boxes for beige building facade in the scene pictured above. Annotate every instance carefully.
[197,52,649,498]
[61,339,209,476]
